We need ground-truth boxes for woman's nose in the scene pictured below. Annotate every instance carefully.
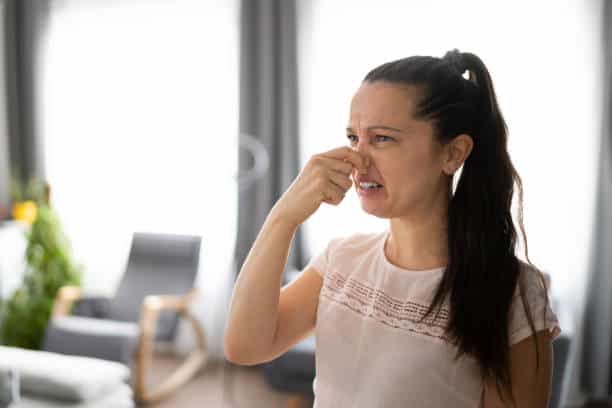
[355,140,370,160]
[352,141,371,167]
[351,138,368,155]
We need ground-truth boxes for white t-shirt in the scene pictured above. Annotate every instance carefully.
[306,229,561,407]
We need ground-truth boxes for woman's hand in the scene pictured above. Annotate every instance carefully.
[270,146,369,227]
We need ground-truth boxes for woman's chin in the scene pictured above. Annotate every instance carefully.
[359,201,389,218]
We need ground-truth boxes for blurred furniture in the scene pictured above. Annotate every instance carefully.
[0,221,28,301]
[262,268,315,408]
[42,232,207,404]
[263,336,315,408]
[0,367,19,408]
[0,345,134,407]
[550,333,573,408]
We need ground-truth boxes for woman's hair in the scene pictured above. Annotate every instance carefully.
[363,49,551,405]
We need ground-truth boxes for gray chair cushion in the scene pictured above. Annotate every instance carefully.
[71,297,112,319]
[70,296,173,341]
[109,233,201,341]
[0,346,130,403]
[42,316,139,366]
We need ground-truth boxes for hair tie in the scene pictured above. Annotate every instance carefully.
[443,48,468,75]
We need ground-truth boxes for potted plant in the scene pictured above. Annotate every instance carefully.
[0,204,83,349]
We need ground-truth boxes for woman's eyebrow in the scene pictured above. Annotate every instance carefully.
[346,125,404,132]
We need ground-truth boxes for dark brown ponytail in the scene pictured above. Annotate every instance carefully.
[363,49,552,405]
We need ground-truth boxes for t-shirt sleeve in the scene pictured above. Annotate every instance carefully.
[305,237,342,278]
[508,264,562,346]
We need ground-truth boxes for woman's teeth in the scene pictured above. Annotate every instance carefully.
[360,182,383,189]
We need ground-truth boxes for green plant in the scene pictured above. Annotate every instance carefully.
[0,204,83,349]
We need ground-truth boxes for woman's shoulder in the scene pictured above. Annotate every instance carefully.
[307,231,383,278]
[515,259,552,298]
[509,259,561,344]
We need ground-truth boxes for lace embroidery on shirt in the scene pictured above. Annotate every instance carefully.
[321,269,453,342]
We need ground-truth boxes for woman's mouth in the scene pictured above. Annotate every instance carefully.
[357,181,384,198]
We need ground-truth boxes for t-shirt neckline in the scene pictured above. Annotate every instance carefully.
[379,230,447,274]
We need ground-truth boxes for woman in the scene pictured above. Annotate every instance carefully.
[224,49,561,407]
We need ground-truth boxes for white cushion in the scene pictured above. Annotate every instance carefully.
[50,316,138,337]
[0,346,130,402]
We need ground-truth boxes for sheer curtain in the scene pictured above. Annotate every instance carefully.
[297,0,601,323]
[40,0,238,359]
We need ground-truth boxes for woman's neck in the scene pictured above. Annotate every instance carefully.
[386,213,448,271]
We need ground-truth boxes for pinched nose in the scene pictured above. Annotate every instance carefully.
[349,147,370,168]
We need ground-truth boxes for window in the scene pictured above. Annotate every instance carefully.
[41,0,239,305]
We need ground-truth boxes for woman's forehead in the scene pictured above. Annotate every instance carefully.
[349,82,420,129]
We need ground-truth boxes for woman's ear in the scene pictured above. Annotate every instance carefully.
[444,134,473,174]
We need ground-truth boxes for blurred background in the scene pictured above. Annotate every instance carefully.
[0,0,608,407]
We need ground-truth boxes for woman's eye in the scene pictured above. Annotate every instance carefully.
[376,135,393,142]
[346,134,393,143]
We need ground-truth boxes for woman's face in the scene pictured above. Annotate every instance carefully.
[348,81,448,218]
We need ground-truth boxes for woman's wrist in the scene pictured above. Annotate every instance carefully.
[267,207,302,230]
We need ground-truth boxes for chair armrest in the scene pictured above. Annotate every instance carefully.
[51,286,82,318]
[51,286,113,319]
[138,289,199,338]
[142,289,199,313]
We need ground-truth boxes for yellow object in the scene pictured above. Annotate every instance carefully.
[12,201,38,224]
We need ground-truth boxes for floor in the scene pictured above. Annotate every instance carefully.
[144,354,313,408]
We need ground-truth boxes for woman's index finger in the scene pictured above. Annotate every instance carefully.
[320,146,368,173]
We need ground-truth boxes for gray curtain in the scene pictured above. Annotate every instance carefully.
[233,0,308,280]
[0,2,10,215]
[4,0,49,184]
[577,0,612,399]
